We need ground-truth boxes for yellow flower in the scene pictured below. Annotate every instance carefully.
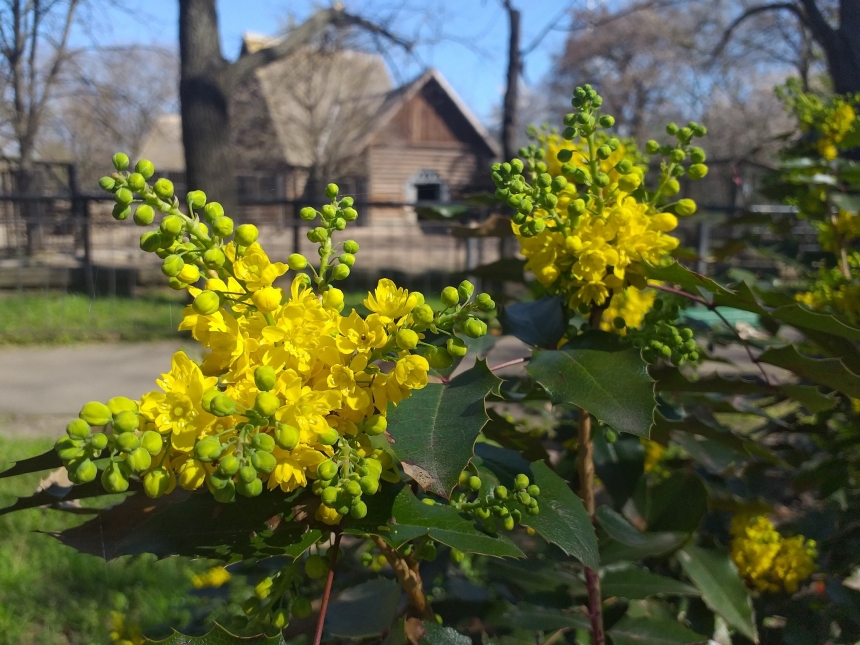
[252,286,283,313]
[394,355,430,389]
[315,503,343,525]
[601,287,656,333]
[231,243,287,291]
[268,445,329,492]
[109,611,144,645]
[336,310,388,354]
[191,566,231,588]
[364,278,418,323]
[730,515,816,594]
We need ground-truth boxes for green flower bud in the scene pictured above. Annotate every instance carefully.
[250,450,276,474]
[237,477,263,498]
[139,231,161,253]
[598,114,615,128]
[191,290,219,316]
[251,432,276,452]
[99,176,117,191]
[344,480,362,498]
[476,507,491,520]
[317,461,338,481]
[365,415,387,436]
[187,190,206,209]
[321,486,339,505]
[127,173,146,193]
[475,293,495,311]
[425,346,453,369]
[395,328,420,350]
[446,337,468,357]
[661,179,680,196]
[80,401,111,426]
[334,217,347,230]
[126,446,152,472]
[615,159,634,175]
[457,281,475,303]
[212,479,236,503]
[212,216,234,237]
[338,253,356,269]
[112,410,139,434]
[275,423,300,450]
[235,224,258,246]
[250,367,276,394]
[91,433,108,451]
[115,432,140,454]
[153,178,174,200]
[463,318,487,338]
[201,202,223,223]
[66,419,91,439]
[441,286,459,308]
[292,596,312,619]
[670,149,686,163]
[350,500,368,519]
[594,172,610,187]
[194,437,224,463]
[572,167,591,185]
[138,430,162,456]
[413,304,434,324]
[331,264,350,280]
[645,140,660,154]
[689,147,706,164]
[468,476,481,491]
[159,215,182,237]
[675,198,697,216]
[254,391,281,417]
[359,476,378,495]
[112,153,130,171]
[112,204,131,221]
[210,393,236,417]
[299,207,317,221]
[514,473,529,490]
[283,253,306,271]
[238,465,258,484]
[618,174,641,192]
[324,183,339,199]
[666,123,679,135]
[67,458,97,484]
[216,455,239,477]
[55,436,84,462]
[596,145,612,160]
[339,240,359,255]
[102,462,130,493]
[688,163,708,180]
[320,204,337,220]
[135,158,154,179]
[143,468,172,498]
[132,204,154,226]
[161,254,184,278]
[517,199,533,215]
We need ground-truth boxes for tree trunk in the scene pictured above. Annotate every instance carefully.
[501,5,521,163]
[826,35,860,95]
[179,0,236,213]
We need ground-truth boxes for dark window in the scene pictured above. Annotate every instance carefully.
[415,183,441,202]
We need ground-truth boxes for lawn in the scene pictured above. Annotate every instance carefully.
[0,436,241,644]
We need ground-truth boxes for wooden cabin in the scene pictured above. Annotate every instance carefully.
[139,38,499,225]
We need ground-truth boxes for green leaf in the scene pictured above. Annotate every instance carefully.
[146,624,286,644]
[521,462,599,569]
[387,360,501,497]
[487,558,586,596]
[758,344,860,398]
[461,258,526,283]
[777,384,837,413]
[653,414,777,463]
[494,603,590,631]
[670,432,738,473]
[500,297,567,348]
[0,478,135,517]
[646,473,708,533]
[599,531,687,565]
[607,616,707,645]
[677,546,757,642]
[55,489,320,561]
[326,578,401,638]
[526,331,655,437]
[601,567,700,599]
[346,484,523,558]
[596,506,648,546]
[0,448,63,479]
[482,410,549,463]
[593,433,645,507]
[831,192,860,212]
[420,622,472,645]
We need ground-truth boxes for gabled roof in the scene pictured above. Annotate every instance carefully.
[359,69,501,157]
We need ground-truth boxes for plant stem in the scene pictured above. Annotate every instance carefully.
[488,356,529,371]
[372,535,435,620]
[577,408,605,645]
[312,532,342,645]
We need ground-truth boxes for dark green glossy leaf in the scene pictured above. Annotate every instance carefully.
[482,409,549,462]
[599,531,687,565]
[607,616,707,645]
[500,297,567,348]
[494,603,590,631]
[671,432,738,473]
[601,567,699,599]
[522,462,599,569]
[593,433,645,507]
[55,488,320,561]
[346,484,523,558]
[527,331,655,437]
[831,193,860,212]
[777,384,837,413]
[653,414,777,463]
[596,506,648,546]
[326,577,401,637]
[0,478,135,517]
[0,448,63,479]
[678,546,757,642]
[146,624,286,644]
[488,558,587,596]
[388,360,500,497]
[759,344,860,398]
[647,473,708,533]
[420,622,471,645]
[652,365,769,396]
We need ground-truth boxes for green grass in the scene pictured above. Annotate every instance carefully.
[0,436,240,644]
[0,292,188,345]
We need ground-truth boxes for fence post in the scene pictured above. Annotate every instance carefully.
[69,164,95,298]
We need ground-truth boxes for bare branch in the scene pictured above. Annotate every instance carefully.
[796,0,834,46]
[712,3,807,58]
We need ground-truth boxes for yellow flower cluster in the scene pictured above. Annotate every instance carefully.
[778,79,859,161]
[816,103,855,160]
[730,515,816,594]
[109,611,144,645]
[796,251,860,325]
[600,286,657,333]
[191,566,232,589]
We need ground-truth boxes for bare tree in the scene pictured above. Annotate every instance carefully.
[0,0,81,251]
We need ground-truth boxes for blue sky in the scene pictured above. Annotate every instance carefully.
[79,0,581,125]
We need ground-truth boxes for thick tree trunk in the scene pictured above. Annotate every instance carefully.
[179,0,236,213]
[501,5,521,163]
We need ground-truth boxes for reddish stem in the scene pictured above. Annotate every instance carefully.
[312,532,342,645]
[488,356,529,371]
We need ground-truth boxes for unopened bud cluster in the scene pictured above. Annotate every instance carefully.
[625,299,700,365]
[495,84,709,316]
[442,470,541,534]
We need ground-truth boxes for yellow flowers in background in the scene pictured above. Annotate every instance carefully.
[730,515,816,594]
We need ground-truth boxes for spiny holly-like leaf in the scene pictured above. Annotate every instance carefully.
[493,603,591,631]
[387,360,501,497]
[420,622,471,645]
[345,484,523,558]
[145,624,286,644]
[487,558,587,596]
[759,344,860,398]
[526,331,655,437]
[601,567,700,599]
[54,488,319,561]
[600,531,687,565]
[646,472,708,533]
[500,296,567,348]
[0,448,63,479]
[326,577,401,638]
[596,505,648,546]
[475,445,598,568]
[678,546,757,642]
[607,616,708,645]
[652,414,778,463]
